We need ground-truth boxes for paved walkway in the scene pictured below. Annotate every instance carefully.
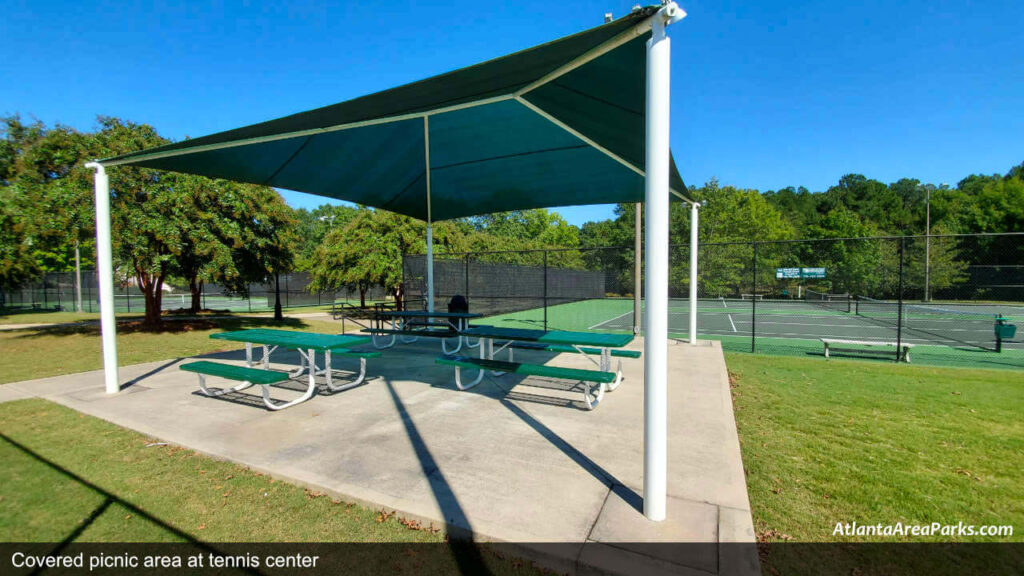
[0,338,757,575]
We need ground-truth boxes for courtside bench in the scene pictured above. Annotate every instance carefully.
[821,338,915,363]
[436,354,616,410]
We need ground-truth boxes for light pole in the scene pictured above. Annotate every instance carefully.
[924,185,930,302]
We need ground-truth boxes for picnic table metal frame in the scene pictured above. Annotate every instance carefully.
[210,329,373,409]
[370,310,483,353]
[451,327,634,409]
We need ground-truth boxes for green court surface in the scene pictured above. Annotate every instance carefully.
[480,298,1024,371]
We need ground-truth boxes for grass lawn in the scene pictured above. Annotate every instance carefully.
[728,353,1023,542]
[0,399,543,573]
[727,354,1024,572]
[0,316,351,385]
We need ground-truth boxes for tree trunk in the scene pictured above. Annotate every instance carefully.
[137,265,166,329]
[273,273,283,321]
[393,283,404,311]
[74,240,83,313]
[189,276,202,313]
[359,285,367,308]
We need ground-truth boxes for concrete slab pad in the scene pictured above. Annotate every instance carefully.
[3,337,755,575]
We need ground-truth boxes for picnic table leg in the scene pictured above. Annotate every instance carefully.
[292,348,315,378]
[583,379,606,411]
[321,350,370,392]
[372,333,396,349]
[452,338,486,390]
[487,339,513,376]
[196,374,255,397]
[601,348,624,392]
[397,319,419,344]
[260,348,317,410]
[441,333,463,354]
[245,343,253,368]
[824,342,830,359]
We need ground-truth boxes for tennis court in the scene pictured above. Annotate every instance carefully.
[485,296,1024,369]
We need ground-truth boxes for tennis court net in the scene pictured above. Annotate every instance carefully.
[855,296,1000,350]
[805,290,851,313]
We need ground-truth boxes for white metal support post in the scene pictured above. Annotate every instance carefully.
[85,162,120,394]
[634,202,642,334]
[643,2,685,522]
[424,117,434,314]
[426,223,434,313]
[689,201,699,344]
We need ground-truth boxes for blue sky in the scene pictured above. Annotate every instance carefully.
[2,1,1020,226]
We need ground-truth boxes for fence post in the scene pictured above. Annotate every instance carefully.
[896,237,905,362]
[543,250,549,332]
[125,284,130,313]
[285,274,290,309]
[464,254,470,303]
[751,242,758,353]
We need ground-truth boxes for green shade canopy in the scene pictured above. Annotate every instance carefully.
[101,6,688,221]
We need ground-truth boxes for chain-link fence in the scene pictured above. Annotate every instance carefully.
[0,271,385,314]
[403,233,1023,371]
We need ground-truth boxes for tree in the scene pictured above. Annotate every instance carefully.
[168,176,297,314]
[470,209,580,247]
[226,182,298,321]
[800,207,891,296]
[309,208,425,307]
[683,180,795,297]
[291,204,360,271]
[0,200,37,292]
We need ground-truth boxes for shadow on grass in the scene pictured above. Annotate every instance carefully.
[10,316,308,340]
[0,433,258,574]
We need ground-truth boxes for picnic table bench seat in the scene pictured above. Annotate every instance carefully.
[435,354,616,410]
[820,338,915,363]
[510,341,642,358]
[182,361,305,411]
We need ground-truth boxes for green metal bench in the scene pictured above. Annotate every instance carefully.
[181,361,303,411]
[511,342,642,358]
[435,354,616,410]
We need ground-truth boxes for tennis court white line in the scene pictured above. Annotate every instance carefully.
[728,314,737,332]
[588,309,634,330]
[733,319,991,333]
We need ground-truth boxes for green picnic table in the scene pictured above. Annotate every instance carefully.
[192,329,378,410]
[438,327,637,410]
[368,310,483,353]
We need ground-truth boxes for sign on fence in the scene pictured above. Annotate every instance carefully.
[776,267,827,279]
[801,267,827,279]
[776,268,801,279]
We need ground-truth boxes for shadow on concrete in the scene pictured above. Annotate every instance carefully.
[381,378,491,576]
[498,397,642,513]
[122,358,183,390]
